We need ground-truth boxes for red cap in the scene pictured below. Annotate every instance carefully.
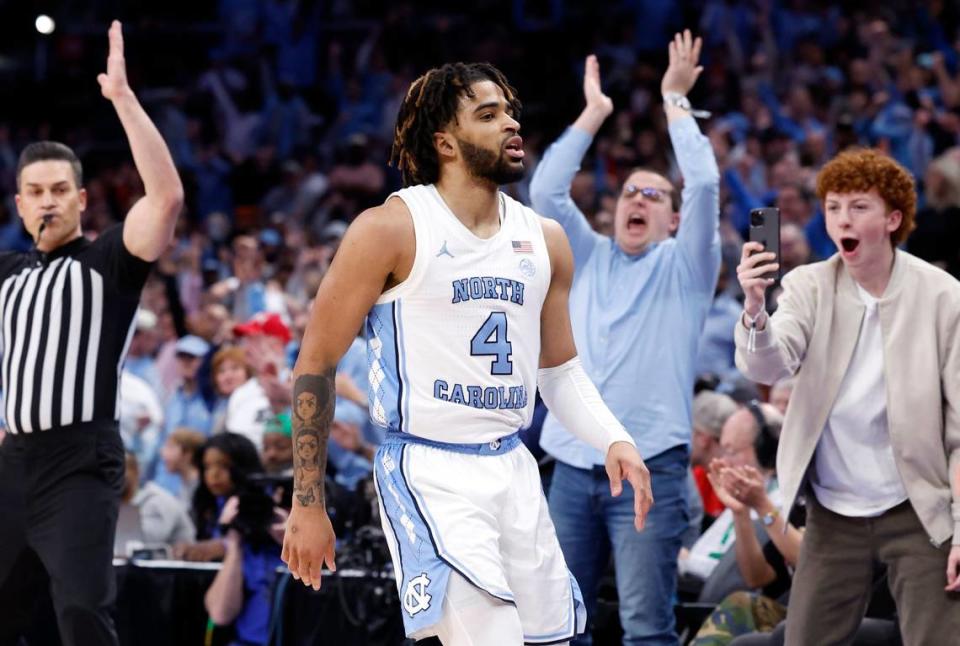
[233,312,292,344]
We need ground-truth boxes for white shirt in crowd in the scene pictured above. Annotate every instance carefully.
[810,283,909,517]
[224,377,272,449]
[119,371,165,474]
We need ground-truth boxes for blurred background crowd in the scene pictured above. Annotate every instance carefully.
[1,0,959,644]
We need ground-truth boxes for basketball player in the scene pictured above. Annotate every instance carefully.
[281,63,652,644]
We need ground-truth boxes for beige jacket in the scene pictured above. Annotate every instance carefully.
[734,250,960,546]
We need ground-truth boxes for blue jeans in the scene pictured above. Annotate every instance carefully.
[548,445,689,646]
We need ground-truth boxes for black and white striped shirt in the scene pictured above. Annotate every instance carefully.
[0,224,152,435]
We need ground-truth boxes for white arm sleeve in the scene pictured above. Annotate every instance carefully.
[538,356,636,454]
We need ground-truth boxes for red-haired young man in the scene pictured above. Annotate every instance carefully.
[736,148,960,645]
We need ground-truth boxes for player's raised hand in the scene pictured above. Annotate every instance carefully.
[662,29,704,97]
[583,55,613,119]
[97,20,133,102]
[605,441,654,531]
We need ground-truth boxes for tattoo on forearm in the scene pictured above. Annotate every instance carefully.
[292,369,335,508]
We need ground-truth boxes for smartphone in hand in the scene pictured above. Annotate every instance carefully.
[748,207,781,287]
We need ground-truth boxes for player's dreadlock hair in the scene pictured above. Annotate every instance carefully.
[390,62,522,187]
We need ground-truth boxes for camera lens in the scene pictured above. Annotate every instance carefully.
[750,212,764,226]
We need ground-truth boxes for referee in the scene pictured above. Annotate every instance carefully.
[0,21,183,646]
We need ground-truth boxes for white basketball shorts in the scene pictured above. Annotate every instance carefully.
[373,430,586,643]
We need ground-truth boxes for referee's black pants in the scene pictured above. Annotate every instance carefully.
[0,423,125,646]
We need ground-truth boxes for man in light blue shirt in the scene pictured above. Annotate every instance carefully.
[154,335,213,493]
[530,32,720,646]
[163,335,214,438]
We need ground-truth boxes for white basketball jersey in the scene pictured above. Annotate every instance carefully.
[366,184,551,444]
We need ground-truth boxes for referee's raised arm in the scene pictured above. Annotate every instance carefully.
[98,20,184,261]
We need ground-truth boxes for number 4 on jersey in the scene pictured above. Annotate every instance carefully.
[470,312,513,375]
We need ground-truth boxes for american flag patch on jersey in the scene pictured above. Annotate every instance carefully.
[512,240,533,254]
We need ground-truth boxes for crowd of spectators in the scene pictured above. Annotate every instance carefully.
[1,0,960,643]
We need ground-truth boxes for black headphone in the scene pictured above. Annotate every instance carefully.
[746,399,778,470]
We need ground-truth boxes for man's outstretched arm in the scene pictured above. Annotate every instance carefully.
[97,21,184,262]
[661,30,722,289]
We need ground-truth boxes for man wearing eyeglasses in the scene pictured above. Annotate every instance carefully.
[529,31,720,646]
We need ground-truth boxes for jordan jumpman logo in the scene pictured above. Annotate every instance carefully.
[436,240,454,258]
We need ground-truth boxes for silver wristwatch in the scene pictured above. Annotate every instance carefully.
[662,92,711,119]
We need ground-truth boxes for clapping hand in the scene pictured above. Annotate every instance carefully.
[707,458,747,514]
[723,464,768,510]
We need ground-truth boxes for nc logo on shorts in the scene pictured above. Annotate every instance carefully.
[403,572,432,616]
[519,258,536,278]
